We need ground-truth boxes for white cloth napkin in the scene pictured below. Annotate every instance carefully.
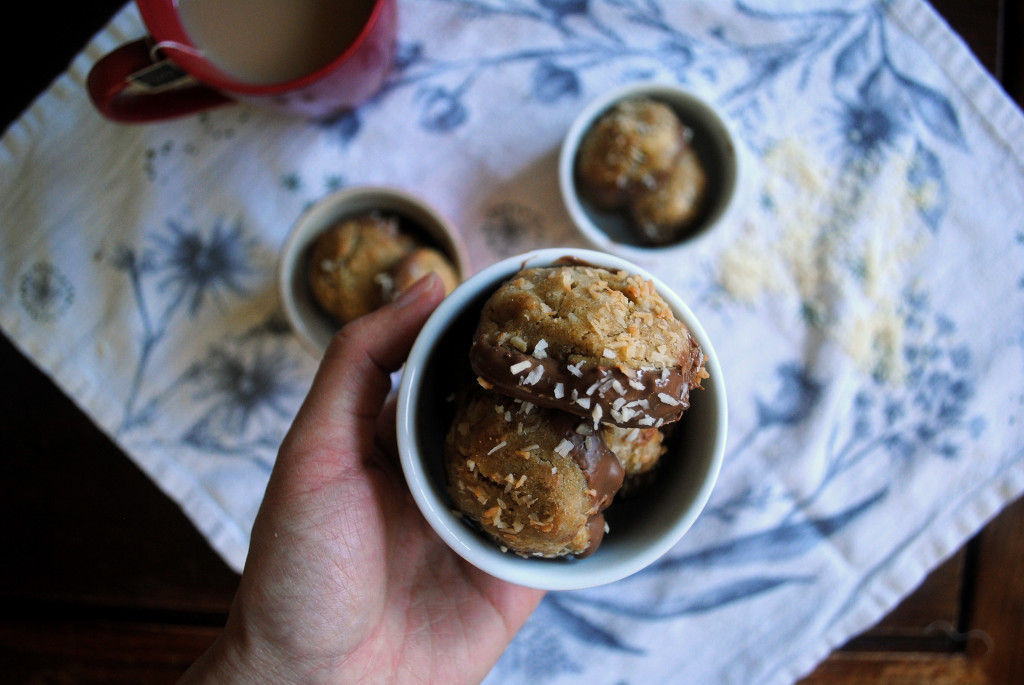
[2,1,1023,683]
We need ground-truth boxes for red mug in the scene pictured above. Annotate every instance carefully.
[87,0,397,123]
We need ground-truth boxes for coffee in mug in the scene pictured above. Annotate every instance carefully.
[87,0,396,123]
[177,0,376,86]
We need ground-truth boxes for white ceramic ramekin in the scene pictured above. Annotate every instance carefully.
[559,82,743,261]
[278,186,470,357]
[396,248,727,591]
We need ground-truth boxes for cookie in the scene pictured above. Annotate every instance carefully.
[630,145,707,245]
[574,98,685,211]
[445,385,624,558]
[602,424,668,497]
[381,247,460,302]
[602,425,666,478]
[470,265,707,429]
[307,212,419,324]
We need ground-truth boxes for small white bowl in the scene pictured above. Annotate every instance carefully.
[396,248,727,591]
[278,186,471,357]
[559,82,742,261]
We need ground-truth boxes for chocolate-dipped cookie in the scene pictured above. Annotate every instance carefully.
[470,265,707,429]
[445,385,624,559]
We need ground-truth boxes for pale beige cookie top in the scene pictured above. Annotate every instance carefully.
[476,264,689,366]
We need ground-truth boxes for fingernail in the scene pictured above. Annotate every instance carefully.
[394,272,439,308]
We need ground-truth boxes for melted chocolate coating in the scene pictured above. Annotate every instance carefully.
[549,409,623,512]
[470,335,704,429]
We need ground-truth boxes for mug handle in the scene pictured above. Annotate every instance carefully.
[87,38,232,123]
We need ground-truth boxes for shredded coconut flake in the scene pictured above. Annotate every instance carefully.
[554,439,573,457]
[510,360,532,374]
[714,138,921,383]
[554,382,565,399]
[524,365,545,385]
[487,441,507,455]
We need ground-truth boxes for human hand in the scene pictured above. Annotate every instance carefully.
[180,273,546,684]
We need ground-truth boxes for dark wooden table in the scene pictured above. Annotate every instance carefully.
[2,2,1022,683]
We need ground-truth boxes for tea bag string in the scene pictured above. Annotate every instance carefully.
[151,40,206,62]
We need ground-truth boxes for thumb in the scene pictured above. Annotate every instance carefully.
[280,273,445,468]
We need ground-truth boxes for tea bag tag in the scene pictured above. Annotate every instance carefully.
[124,59,199,95]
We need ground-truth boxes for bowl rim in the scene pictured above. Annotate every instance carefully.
[277,184,471,358]
[396,247,727,591]
[558,80,742,260]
